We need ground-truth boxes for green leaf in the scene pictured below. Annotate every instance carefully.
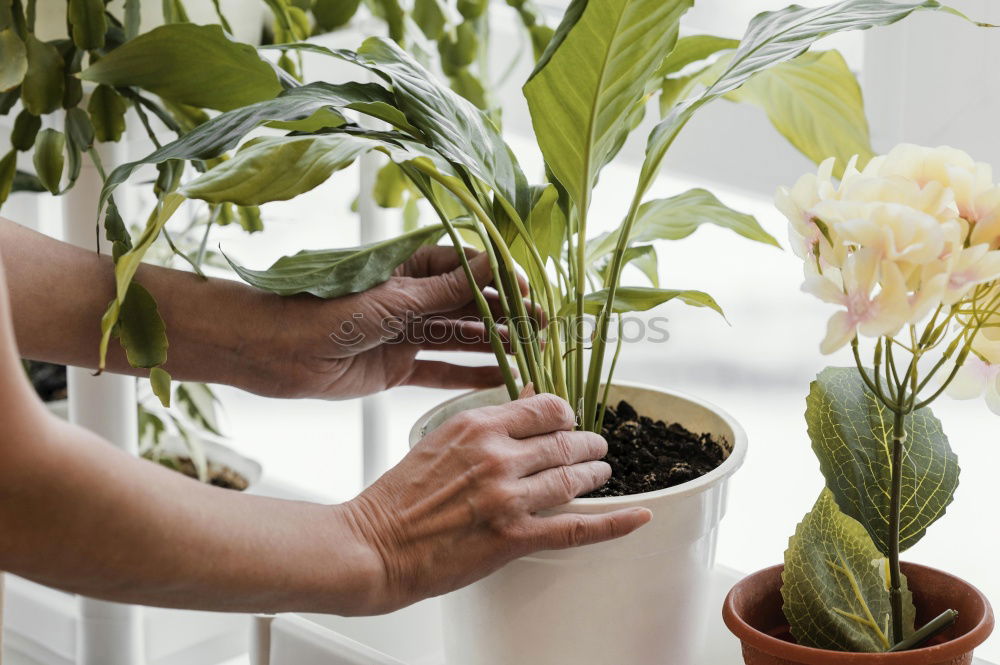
[0,149,15,205]
[117,282,169,369]
[637,0,977,200]
[805,367,959,555]
[587,188,778,262]
[782,489,915,652]
[80,24,282,111]
[176,382,222,436]
[655,34,738,78]
[342,37,530,219]
[225,224,447,298]
[88,84,128,142]
[98,193,186,370]
[523,0,691,213]
[10,108,40,151]
[573,286,723,317]
[236,205,263,233]
[68,0,106,50]
[32,128,64,194]
[180,134,376,206]
[726,50,873,176]
[149,367,172,408]
[98,81,388,212]
[413,0,446,39]
[313,0,362,30]
[598,244,658,287]
[162,0,190,23]
[21,34,63,115]
[0,28,26,91]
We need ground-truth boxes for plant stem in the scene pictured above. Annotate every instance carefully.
[888,407,907,644]
[889,610,958,652]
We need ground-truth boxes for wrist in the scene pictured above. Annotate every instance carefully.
[332,498,395,615]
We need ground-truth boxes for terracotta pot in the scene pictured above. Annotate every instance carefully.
[723,564,994,665]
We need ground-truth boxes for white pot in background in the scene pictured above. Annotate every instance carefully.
[159,433,264,491]
[410,381,748,665]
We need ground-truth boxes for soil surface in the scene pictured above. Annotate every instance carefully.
[173,457,250,491]
[583,400,728,498]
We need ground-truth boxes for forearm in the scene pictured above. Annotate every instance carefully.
[0,218,298,396]
[0,407,383,614]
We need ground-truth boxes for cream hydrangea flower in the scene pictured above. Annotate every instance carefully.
[802,250,910,354]
[865,144,994,220]
[776,157,839,264]
[944,334,1000,415]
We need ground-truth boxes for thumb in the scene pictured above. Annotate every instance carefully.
[407,252,493,315]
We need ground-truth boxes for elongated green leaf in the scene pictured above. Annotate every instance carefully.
[655,34,738,78]
[782,489,915,652]
[32,128,63,194]
[118,282,168,369]
[806,367,959,555]
[572,286,723,317]
[637,0,977,199]
[726,50,873,175]
[0,28,26,91]
[21,34,63,115]
[181,134,376,206]
[88,84,127,143]
[587,188,777,261]
[80,24,282,111]
[598,244,658,287]
[341,37,530,219]
[225,224,447,298]
[523,0,691,213]
[176,382,222,435]
[98,82,386,212]
[68,0,106,50]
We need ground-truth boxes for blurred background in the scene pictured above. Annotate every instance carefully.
[3,0,1000,662]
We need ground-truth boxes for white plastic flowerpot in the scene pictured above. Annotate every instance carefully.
[409,381,748,665]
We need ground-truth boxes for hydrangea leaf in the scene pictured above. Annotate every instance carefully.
[806,367,959,555]
[782,489,916,652]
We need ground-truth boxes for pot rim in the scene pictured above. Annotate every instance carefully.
[722,563,996,665]
[412,380,748,507]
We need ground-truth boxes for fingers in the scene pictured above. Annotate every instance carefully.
[518,461,611,511]
[398,245,478,278]
[481,393,576,439]
[403,253,494,316]
[512,429,607,476]
[527,509,653,550]
[405,360,506,390]
[418,319,511,354]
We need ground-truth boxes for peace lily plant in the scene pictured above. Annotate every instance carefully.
[722,144,1000,662]
[85,0,979,439]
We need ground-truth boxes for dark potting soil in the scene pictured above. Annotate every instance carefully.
[172,457,250,491]
[582,400,728,498]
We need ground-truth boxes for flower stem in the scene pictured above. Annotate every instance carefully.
[888,407,907,644]
[889,609,958,652]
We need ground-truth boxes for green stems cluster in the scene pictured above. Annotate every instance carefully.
[848,288,999,644]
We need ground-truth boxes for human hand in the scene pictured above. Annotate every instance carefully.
[268,245,531,400]
[340,394,652,614]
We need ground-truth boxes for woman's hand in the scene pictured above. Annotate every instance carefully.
[269,245,526,400]
[340,393,652,614]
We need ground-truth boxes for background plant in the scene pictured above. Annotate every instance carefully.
[88,0,983,435]
[780,144,1000,651]
[0,0,548,404]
